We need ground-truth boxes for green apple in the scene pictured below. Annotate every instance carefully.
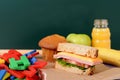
[66,33,91,46]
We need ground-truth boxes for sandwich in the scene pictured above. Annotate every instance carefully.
[54,43,103,75]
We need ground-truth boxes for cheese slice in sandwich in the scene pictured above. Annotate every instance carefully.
[54,43,103,75]
[54,52,102,66]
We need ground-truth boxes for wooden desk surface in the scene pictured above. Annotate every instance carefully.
[0,49,120,80]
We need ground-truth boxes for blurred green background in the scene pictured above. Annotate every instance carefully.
[0,0,119,49]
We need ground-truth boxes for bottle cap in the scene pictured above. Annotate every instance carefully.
[101,19,108,25]
[94,19,101,27]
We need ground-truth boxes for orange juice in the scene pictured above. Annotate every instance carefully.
[91,19,111,48]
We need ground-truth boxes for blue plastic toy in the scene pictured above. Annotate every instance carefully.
[10,76,15,80]
[24,49,36,56]
[24,49,37,64]
[0,69,7,80]
[29,57,37,64]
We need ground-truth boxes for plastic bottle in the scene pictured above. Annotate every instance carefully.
[91,19,111,48]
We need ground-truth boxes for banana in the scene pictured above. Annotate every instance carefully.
[97,47,120,67]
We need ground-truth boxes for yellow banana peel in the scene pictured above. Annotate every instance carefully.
[96,47,120,67]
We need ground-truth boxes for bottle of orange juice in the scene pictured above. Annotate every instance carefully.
[91,19,111,48]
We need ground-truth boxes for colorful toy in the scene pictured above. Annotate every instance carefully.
[0,49,47,80]
[22,66,36,77]
[0,69,7,79]
[1,63,26,78]
[14,78,25,80]
[1,50,21,63]
[29,57,37,64]
[24,50,38,65]
[24,49,36,57]
[0,58,5,64]
[9,56,30,70]
[2,72,10,80]
[10,76,15,80]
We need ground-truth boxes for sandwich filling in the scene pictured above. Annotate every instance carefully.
[57,58,94,70]
[54,52,102,70]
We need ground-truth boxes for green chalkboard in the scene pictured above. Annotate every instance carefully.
[0,0,120,49]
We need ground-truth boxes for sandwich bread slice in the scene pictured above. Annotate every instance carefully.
[57,43,98,58]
